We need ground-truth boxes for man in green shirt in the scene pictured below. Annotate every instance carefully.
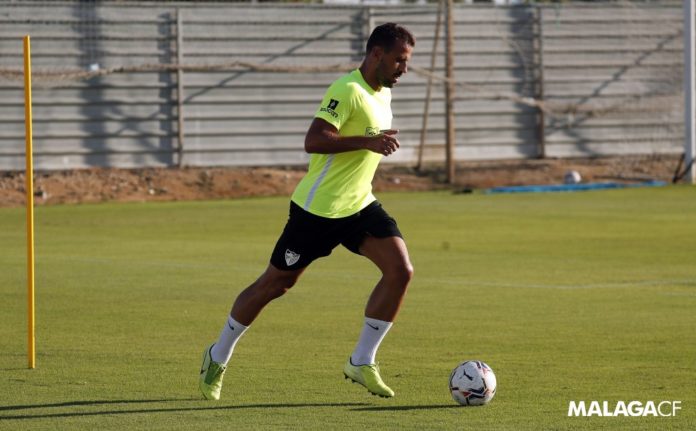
[200,23,415,400]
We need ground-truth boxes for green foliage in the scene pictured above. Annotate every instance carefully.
[1,187,695,430]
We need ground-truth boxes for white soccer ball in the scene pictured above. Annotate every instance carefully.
[564,170,582,184]
[449,360,497,406]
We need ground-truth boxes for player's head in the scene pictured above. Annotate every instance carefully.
[366,23,415,88]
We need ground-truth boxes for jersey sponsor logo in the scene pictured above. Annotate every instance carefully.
[285,249,300,266]
[365,126,380,136]
[319,99,340,118]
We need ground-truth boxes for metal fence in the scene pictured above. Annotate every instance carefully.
[0,1,685,171]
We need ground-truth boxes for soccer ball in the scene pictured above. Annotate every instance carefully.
[449,360,497,406]
[564,170,582,184]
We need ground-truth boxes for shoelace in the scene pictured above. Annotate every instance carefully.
[367,363,380,372]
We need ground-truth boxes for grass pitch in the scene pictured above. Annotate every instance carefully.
[1,187,695,430]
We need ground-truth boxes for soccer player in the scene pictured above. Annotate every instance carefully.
[199,23,415,400]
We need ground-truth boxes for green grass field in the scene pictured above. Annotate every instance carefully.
[1,187,695,430]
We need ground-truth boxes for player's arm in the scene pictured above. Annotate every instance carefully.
[304,118,400,156]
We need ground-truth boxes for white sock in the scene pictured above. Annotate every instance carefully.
[350,317,393,366]
[210,315,248,365]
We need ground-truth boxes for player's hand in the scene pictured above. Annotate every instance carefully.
[368,129,400,156]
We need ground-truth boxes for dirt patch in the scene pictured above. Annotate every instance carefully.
[0,154,683,208]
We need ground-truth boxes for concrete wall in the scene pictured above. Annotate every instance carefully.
[0,1,684,170]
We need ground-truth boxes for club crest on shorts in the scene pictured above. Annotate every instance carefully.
[284,249,300,266]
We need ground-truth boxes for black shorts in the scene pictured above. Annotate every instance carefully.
[270,201,403,270]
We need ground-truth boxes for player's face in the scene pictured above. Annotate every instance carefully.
[376,41,413,88]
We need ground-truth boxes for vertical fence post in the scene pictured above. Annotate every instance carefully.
[416,0,443,172]
[534,6,546,159]
[444,0,456,184]
[685,0,696,183]
[175,8,185,168]
[364,7,375,39]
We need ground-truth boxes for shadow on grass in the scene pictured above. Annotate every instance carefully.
[0,399,193,412]
[0,399,371,420]
[351,404,461,412]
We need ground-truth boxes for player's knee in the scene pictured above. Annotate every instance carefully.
[259,284,288,302]
[401,261,414,286]
[269,274,298,298]
[405,261,414,281]
[253,273,297,301]
[386,260,414,288]
[279,276,298,293]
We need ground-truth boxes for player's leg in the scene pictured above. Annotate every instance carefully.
[200,264,304,400]
[230,264,305,326]
[360,235,413,322]
[344,234,413,397]
[200,201,336,400]
[213,263,305,363]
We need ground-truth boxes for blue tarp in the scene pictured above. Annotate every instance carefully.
[486,181,667,194]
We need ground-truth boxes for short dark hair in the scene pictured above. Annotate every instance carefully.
[366,23,415,54]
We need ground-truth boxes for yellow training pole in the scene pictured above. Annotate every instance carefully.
[24,35,35,370]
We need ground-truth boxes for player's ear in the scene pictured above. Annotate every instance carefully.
[370,45,384,61]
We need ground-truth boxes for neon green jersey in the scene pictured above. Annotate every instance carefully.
[291,69,392,218]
